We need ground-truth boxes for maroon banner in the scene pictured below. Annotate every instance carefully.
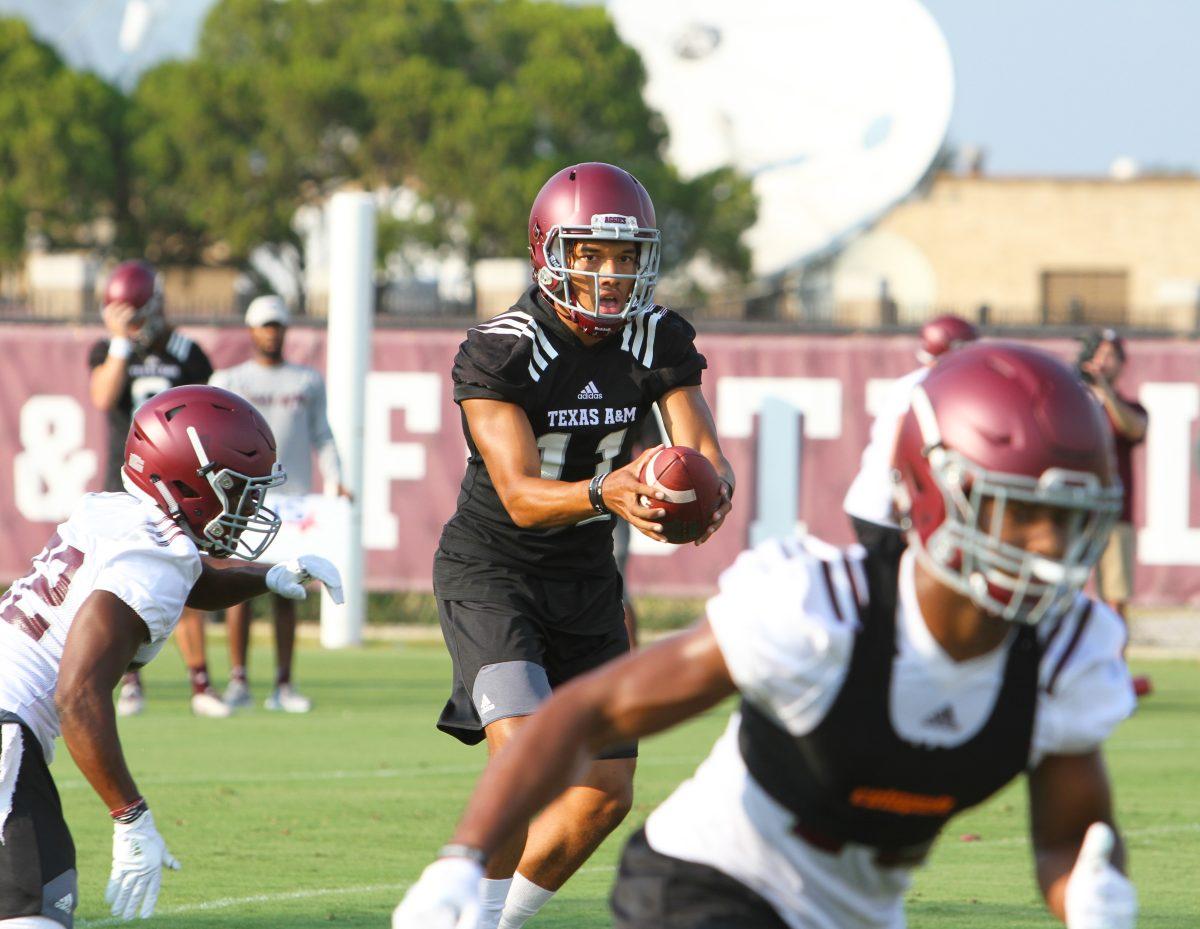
[1,324,1196,605]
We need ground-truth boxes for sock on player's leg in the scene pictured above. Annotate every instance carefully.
[188,664,211,696]
[474,877,512,929]
[497,873,554,929]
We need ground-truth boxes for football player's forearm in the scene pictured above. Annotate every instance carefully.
[89,360,127,411]
[501,476,595,529]
[187,560,271,610]
[59,684,141,810]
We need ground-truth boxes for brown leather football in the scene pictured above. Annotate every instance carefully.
[638,446,722,544]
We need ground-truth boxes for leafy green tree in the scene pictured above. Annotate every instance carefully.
[127,0,756,277]
[0,18,126,264]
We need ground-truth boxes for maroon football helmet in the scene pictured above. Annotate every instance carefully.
[528,162,660,334]
[105,260,165,348]
[892,343,1122,625]
[917,314,978,365]
[122,385,286,558]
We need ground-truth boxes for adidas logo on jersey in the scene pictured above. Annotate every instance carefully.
[54,893,74,913]
[577,381,604,400]
[922,705,960,730]
[479,694,496,714]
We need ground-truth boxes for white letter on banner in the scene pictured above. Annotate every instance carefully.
[13,396,97,522]
[363,372,441,550]
[715,377,842,543]
[1138,383,1200,564]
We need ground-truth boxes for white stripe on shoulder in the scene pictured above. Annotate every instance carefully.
[531,323,558,360]
[642,308,665,368]
[474,321,534,337]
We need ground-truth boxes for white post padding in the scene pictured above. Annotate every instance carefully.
[321,192,375,648]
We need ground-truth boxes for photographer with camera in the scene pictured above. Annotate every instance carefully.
[1078,329,1150,697]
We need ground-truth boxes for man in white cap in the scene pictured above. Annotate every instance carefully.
[209,295,352,712]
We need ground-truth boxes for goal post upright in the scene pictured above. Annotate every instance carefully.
[321,191,375,648]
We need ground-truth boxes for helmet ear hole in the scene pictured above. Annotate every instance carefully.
[172,479,201,499]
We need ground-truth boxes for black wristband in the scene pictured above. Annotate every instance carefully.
[588,472,610,515]
[438,843,488,867]
[110,797,149,824]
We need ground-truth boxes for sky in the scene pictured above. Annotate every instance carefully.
[2,0,1197,176]
[919,0,1200,175]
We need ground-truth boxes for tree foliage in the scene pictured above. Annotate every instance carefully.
[5,1,757,279]
[0,18,127,264]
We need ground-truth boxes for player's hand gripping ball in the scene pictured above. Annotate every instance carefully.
[638,446,722,544]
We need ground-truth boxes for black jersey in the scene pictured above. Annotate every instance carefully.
[88,331,214,491]
[437,287,706,582]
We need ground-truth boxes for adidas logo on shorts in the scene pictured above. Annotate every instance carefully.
[479,694,496,714]
[54,893,74,913]
[577,381,603,400]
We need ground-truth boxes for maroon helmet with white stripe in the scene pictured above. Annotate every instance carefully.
[123,386,285,558]
[892,343,1121,625]
[528,162,660,334]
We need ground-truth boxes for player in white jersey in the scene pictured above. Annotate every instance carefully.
[843,314,977,557]
[0,386,342,928]
[211,294,351,713]
[394,344,1138,929]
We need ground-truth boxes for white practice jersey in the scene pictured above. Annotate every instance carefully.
[0,493,200,761]
[210,360,342,496]
[644,536,1135,929]
[842,366,929,527]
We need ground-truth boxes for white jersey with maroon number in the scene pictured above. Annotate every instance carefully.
[0,493,200,761]
[644,536,1135,929]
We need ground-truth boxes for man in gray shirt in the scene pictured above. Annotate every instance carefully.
[210,295,351,712]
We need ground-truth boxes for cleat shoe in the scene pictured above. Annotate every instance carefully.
[117,682,145,717]
[264,684,312,714]
[223,679,253,709]
[192,689,233,718]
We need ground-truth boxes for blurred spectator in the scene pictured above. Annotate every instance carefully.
[1077,329,1150,697]
[87,260,229,719]
[843,314,977,556]
[210,295,351,712]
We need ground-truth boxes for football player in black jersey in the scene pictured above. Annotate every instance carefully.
[87,261,229,721]
[427,163,733,929]
[396,344,1137,929]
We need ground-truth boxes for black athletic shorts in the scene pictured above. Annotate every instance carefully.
[0,714,77,928]
[433,551,636,759]
[611,828,790,929]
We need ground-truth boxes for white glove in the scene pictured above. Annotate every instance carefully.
[392,857,484,929]
[266,555,344,604]
[1065,822,1138,929]
[106,808,180,920]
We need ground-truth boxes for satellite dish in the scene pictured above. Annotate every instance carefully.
[608,0,954,274]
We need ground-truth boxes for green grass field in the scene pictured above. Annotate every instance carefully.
[59,640,1197,928]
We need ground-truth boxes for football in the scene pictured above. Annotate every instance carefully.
[638,446,723,544]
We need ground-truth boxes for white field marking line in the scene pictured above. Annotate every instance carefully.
[71,824,1200,926]
[962,822,1200,848]
[74,865,620,927]
[54,754,703,791]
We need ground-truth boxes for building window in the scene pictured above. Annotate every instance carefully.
[1040,270,1129,325]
